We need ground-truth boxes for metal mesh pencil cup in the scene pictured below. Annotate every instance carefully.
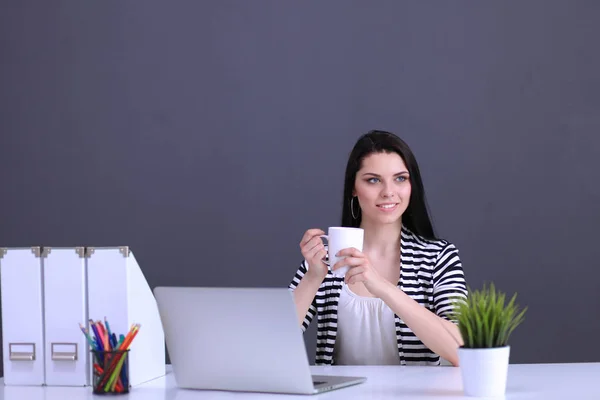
[91,349,130,394]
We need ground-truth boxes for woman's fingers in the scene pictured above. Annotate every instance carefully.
[332,256,363,271]
[305,241,325,260]
[345,268,365,284]
[299,229,325,247]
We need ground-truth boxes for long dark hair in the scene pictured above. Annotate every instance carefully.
[341,130,437,239]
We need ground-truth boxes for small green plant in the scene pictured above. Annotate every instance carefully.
[450,283,527,348]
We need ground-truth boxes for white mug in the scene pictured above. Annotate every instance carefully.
[320,227,364,277]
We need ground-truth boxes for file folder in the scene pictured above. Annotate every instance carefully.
[0,247,45,386]
[43,247,89,386]
[86,246,165,387]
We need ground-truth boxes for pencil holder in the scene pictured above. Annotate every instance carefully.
[91,349,130,394]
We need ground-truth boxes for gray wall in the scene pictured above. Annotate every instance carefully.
[1,1,599,375]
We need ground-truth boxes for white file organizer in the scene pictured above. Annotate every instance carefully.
[43,247,89,386]
[86,246,166,387]
[0,247,45,386]
[0,245,165,387]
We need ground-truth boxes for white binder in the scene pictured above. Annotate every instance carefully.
[86,246,166,387]
[0,247,45,386]
[42,247,89,386]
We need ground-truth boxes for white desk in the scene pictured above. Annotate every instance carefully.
[1,363,599,399]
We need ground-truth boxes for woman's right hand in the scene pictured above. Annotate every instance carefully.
[299,228,329,280]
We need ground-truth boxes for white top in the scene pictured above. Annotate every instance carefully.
[1,363,599,399]
[333,283,401,365]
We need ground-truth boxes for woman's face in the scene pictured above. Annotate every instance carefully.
[353,151,411,226]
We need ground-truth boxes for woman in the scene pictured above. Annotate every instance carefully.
[288,130,468,367]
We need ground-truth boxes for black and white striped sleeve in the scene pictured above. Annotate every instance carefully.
[432,243,468,323]
[288,260,317,332]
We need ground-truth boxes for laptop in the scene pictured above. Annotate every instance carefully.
[153,286,366,395]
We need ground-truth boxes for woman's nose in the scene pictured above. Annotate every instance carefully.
[381,184,394,198]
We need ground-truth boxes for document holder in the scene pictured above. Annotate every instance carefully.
[0,245,166,388]
[43,247,89,386]
[0,247,45,385]
[86,246,166,387]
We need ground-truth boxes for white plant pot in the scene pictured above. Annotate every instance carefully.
[458,346,510,397]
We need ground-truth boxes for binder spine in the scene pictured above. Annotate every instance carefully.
[82,246,91,384]
[40,246,48,385]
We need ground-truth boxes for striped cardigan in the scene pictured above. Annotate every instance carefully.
[288,226,468,366]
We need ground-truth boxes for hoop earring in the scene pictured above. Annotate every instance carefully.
[351,197,359,220]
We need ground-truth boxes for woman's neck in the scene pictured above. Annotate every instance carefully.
[360,218,403,258]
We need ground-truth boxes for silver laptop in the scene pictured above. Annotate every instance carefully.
[153,286,366,395]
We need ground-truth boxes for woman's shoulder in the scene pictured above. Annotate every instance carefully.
[401,227,463,274]
[401,226,455,253]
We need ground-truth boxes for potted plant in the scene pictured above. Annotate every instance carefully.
[451,283,527,397]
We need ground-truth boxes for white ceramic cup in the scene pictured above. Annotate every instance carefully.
[320,227,364,277]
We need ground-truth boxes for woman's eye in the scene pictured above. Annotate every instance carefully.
[366,177,408,183]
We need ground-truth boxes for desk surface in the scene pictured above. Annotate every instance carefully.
[1,362,599,399]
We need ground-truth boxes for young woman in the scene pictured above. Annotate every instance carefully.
[289,130,468,367]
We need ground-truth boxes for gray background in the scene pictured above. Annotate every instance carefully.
[1,1,599,376]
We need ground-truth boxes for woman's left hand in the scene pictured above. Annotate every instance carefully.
[332,248,390,297]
